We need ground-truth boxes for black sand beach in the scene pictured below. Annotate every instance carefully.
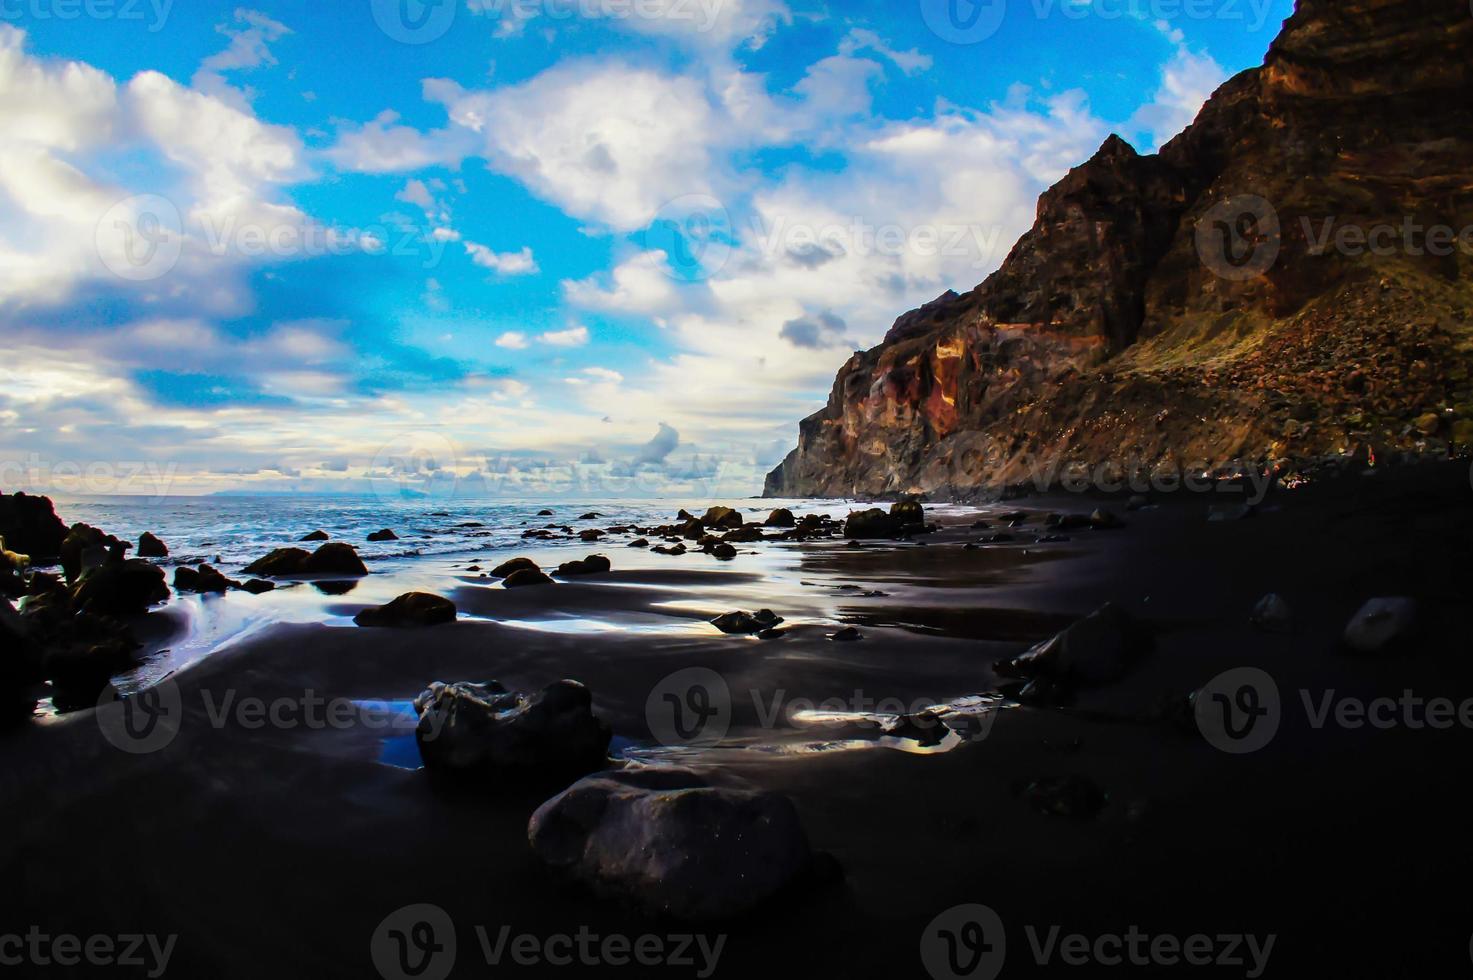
[4,463,1472,977]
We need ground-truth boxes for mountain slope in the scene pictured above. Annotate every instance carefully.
[765,0,1473,499]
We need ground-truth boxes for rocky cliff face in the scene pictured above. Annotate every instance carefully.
[766,0,1473,499]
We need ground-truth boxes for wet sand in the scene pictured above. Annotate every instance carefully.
[4,465,1472,977]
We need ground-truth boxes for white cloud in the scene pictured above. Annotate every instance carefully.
[1129,46,1227,151]
[465,242,538,276]
[540,325,589,347]
[495,331,529,349]
[434,63,721,231]
[839,28,933,76]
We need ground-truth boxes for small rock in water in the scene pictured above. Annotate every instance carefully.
[1343,597,1418,654]
[137,532,168,558]
[173,564,237,594]
[241,579,275,595]
[710,542,738,561]
[579,512,600,520]
[537,509,554,516]
[527,766,813,921]
[503,566,554,588]
[1251,593,1293,633]
[299,530,329,542]
[701,506,744,529]
[827,626,863,642]
[354,592,456,628]
[764,508,796,528]
[628,538,649,548]
[579,529,606,542]
[711,609,782,634]
[366,528,398,542]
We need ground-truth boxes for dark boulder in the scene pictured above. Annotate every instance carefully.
[537,509,554,516]
[504,566,554,588]
[528,766,813,921]
[843,508,900,539]
[491,557,540,578]
[241,579,276,595]
[243,543,367,577]
[828,626,863,642]
[993,602,1149,688]
[414,679,610,776]
[299,530,330,542]
[366,528,398,542]
[304,543,368,576]
[710,609,782,634]
[722,525,764,543]
[709,543,738,561]
[0,492,68,560]
[701,506,743,529]
[72,560,169,616]
[137,532,168,558]
[764,508,796,527]
[355,592,456,628]
[173,564,237,594]
[556,555,611,577]
[890,498,924,529]
[60,523,127,583]
[1343,597,1418,654]
[579,529,606,542]
[628,538,649,548]
[242,548,311,576]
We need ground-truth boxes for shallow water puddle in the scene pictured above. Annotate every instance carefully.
[351,699,424,770]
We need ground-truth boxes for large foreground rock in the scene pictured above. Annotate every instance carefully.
[528,766,813,920]
[71,559,169,616]
[0,492,67,560]
[413,679,610,776]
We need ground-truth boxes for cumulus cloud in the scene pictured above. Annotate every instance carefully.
[779,310,850,349]
[465,242,538,276]
[634,422,680,464]
[495,331,529,349]
[539,326,589,347]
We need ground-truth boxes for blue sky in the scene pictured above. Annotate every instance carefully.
[0,0,1293,497]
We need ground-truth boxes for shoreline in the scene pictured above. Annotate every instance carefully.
[4,463,1472,976]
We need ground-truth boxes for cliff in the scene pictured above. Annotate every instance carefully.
[765,0,1473,499]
